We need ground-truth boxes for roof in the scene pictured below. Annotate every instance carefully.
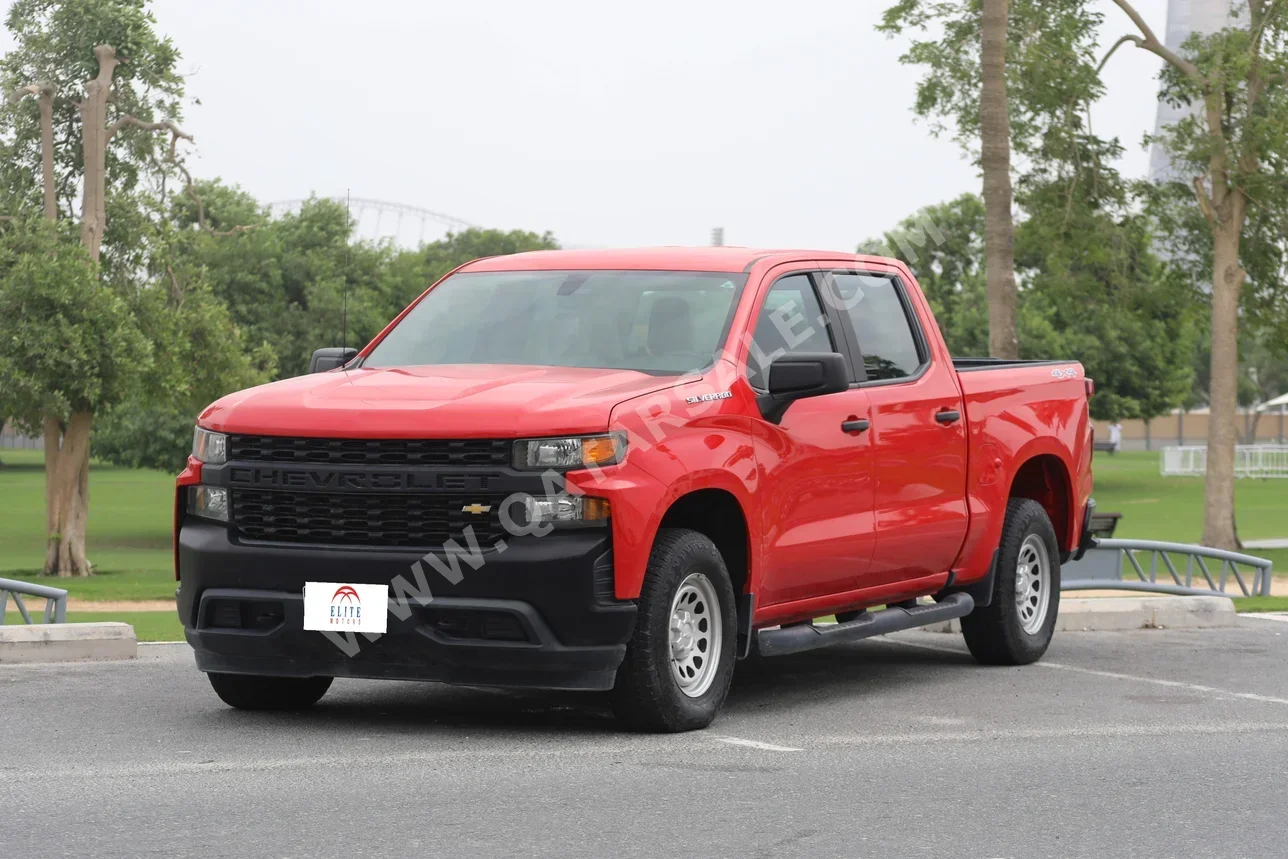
[1257,392,1288,410]
[460,246,875,274]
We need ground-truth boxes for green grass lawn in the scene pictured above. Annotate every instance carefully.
[1091,450,1287,575]
[1230,596,1288,613]
[1,447,176,599]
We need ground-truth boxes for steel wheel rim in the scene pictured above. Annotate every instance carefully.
[1014,534,1051,635]
[669,572,722,698]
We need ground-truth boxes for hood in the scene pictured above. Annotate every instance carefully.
[198,364,691,438]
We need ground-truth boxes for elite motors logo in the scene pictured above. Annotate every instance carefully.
[304,581,387,634]
[329,585,362,625]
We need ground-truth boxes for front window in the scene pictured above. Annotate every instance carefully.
[364,270,746,375]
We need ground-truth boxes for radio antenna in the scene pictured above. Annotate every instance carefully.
[342,189,350,371]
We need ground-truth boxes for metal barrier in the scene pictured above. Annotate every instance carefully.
[1161,444,1288,478]
[0,578,69,624]
[1063,539,1274,597]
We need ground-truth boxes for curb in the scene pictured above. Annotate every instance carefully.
[0,622,137,663]
[927,596,1238,633]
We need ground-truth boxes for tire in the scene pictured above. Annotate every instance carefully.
[960,498,1061,666]
[611,528,738,733]
[207,673,333,710]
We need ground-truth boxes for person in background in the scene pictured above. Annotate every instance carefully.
[1108,420,1123,455]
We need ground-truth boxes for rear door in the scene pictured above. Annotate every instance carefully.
[745,267,877,607]
[819,267,968,588]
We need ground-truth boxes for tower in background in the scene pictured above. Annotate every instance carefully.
[1148,0,1238,181]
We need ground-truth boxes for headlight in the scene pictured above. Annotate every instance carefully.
[512,432,626,470]
[187,486,229,522]
[192,427,227,464]
[522,494,611,526]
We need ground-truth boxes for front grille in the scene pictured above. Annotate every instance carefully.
[228,435,512,467]
[231,489,509,549]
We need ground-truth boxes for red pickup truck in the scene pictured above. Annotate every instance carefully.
[176,247,1095,732]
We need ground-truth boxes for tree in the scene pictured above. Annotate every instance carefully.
[861,193,990,356]
[182,200,561,378]
[980,0,1019,359]
[0,221,151,573]
[866,190,1197,423]
[880,1,1104,359]
[1,0,247,574]
[1101,1,1288,548]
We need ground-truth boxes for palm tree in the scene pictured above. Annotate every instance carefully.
[980,0,1019,359]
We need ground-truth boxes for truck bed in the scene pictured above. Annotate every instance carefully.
[950,359,1094,583]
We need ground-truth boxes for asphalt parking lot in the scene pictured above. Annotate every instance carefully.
[4,619,1288,859]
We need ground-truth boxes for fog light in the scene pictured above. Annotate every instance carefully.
[188,485,229,522]
[523,495,610,526]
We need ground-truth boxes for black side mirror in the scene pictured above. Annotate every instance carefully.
[309,347,359,374]
[759,352,849,423]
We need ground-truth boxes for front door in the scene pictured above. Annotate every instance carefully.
[746,270,877,607]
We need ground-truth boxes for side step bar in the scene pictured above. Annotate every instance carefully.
[754,593,975,657]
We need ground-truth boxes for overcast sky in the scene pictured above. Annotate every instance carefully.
[2,0,1171,250]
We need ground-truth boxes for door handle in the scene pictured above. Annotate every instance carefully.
[841,419,870,434]
[935,409,961,424]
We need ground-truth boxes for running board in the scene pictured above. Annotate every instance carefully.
[754,593,975,657]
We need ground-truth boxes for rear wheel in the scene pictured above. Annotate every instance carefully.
[960,498,1060,666]
[207,673,333,710]
[611,528,737,732]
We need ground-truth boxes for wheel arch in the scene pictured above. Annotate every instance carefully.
[1007,451,1076,554]
[657,487,752,600]
[656,487,756,657]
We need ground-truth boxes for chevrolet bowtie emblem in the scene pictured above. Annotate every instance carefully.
[461,503,492,515]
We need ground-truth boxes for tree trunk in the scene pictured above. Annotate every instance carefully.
[979,0,1020,360]
[36,86,57,222]
[43,412,94,577]
[1201,224,1242,550]
[1245,409,1261,445]
[43,416,60,542]
[79,44,117,263]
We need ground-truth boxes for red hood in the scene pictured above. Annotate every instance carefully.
[197,365,690,438]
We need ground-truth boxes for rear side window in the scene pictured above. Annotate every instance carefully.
[746,273,835,389]
[826,273,924,381]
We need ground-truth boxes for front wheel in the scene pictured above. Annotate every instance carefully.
[207,673,333,710]
[960,498,1061,666]
[611,529,737,732]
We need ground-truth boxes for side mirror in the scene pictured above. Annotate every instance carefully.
[309,347,359,374]
[759,352,849,423]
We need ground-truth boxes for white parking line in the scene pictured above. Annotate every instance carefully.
[820,721,1288,746]
[882,637,1288,706]
[714,736,803,752]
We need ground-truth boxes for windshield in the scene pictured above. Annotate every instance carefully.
[363,270,746,375]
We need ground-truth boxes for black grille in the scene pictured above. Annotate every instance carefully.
[231,489,509,549]
[228,435,512,467]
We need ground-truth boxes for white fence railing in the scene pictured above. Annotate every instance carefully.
[1161,444,1288,478]
[0,578,68,624]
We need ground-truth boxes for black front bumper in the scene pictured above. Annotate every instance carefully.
[178,523,636,691]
